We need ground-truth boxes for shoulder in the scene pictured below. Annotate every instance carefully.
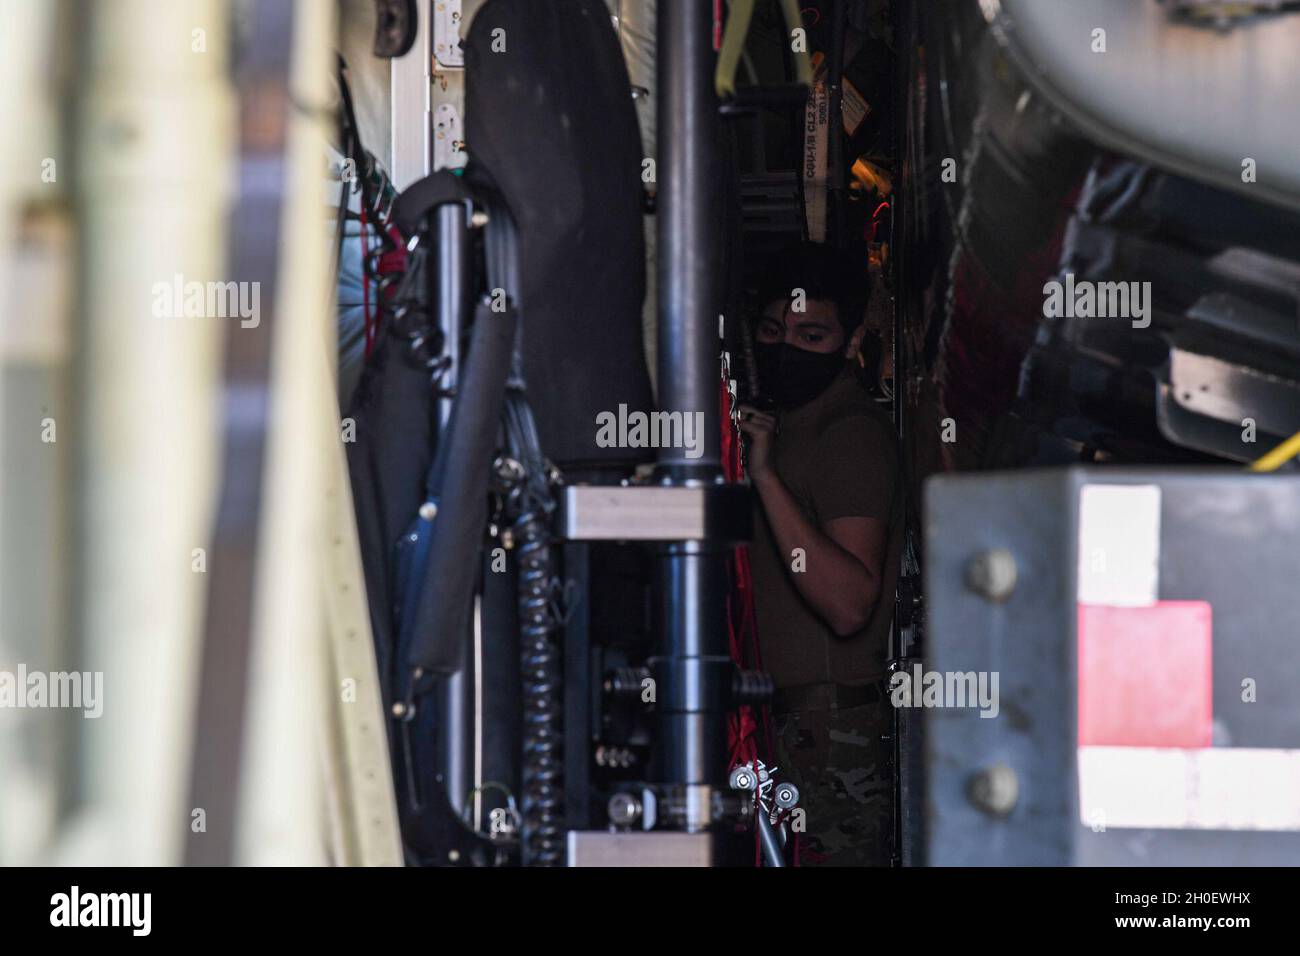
[804,393,899,521]
[816,396,897,460]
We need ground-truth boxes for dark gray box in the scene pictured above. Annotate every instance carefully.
[922,467,1300,865]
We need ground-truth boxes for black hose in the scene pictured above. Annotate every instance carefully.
[404,295,518,677]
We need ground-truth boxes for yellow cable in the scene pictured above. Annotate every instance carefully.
[1248,429,1300,472]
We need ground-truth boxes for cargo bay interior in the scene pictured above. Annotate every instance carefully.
[2,0,1299,868]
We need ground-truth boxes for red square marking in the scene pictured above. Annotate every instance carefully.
[1078,601,1213,748]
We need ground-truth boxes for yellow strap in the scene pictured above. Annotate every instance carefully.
[778,0,814,88]
[716,0,757,99]
[716,0,813,99]
[1248,429,1300,472]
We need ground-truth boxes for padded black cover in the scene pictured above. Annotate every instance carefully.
[465,0,653,468]
[345,328,435,705]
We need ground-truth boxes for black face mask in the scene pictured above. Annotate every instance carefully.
[754,342,845,410]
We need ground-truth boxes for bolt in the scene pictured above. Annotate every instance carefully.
[729,766,757,792]
[965,548,1017,603]
[608,792,642,827]
[968,764,1019,817]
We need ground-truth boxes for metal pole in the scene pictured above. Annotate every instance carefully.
[433,202,473,820]
[654,0,730,803]
[656,0,722,471]
[757,809,787,866]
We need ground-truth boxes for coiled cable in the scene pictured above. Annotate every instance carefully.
[500,392,564,866]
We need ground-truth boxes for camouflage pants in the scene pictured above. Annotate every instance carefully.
[772,701,894,866]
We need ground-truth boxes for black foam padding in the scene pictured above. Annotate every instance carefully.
[407,298,519,677]
[465,0,653,468]
[345,327,436,705]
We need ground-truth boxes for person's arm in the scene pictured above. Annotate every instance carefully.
[738,406,887,637]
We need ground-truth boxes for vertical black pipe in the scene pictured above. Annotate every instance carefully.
[654,544,730,790]
[657,0,722,470]
[654,0,731,798]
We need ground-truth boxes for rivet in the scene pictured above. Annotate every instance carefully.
[965,548,1017,603]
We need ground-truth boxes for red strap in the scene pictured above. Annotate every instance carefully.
[721,378,774,766]
[723,375,788,865]
[359,202,374,359]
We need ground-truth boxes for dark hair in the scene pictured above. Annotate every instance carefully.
[752,241,870,335]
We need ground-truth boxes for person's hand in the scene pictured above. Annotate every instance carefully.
[736,404,778,482]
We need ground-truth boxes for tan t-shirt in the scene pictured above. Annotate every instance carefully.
[748,368,903,688]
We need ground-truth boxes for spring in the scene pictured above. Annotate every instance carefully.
[517,507,563,866]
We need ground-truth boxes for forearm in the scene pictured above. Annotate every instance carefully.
[752,470,881,635]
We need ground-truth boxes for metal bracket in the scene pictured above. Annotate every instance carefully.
[434,0,465,69]
[557,484,751,542]
[433,103,467,171]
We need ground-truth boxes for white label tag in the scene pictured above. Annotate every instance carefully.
[802,80,829,243]
[1080,746,1300,831]
[1077,484,1161,607]
[842,75,870,136]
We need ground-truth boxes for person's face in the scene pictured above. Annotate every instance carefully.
[755,297,845,354]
